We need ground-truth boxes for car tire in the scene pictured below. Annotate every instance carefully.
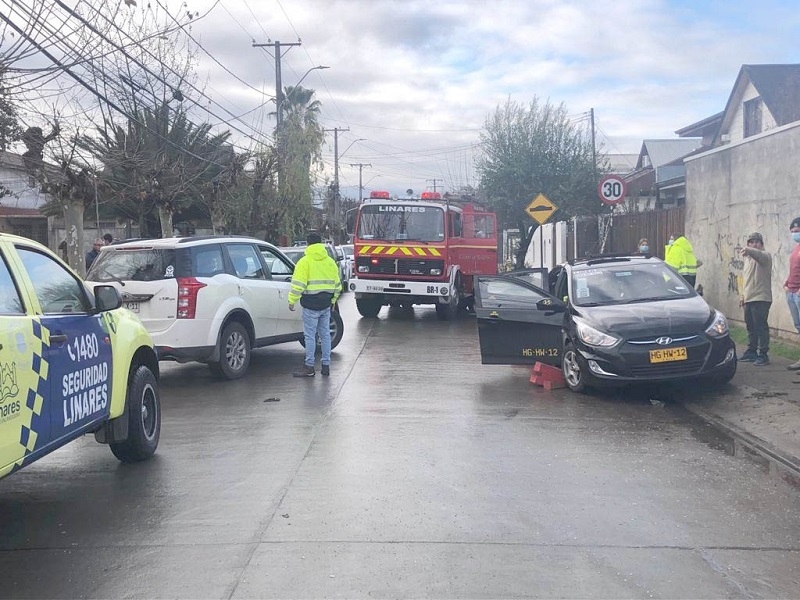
[209,321,251,380]
[357,298,382,318]
[435,275,462,321]
[110,365,161,463]
[298,306,344,351]
[562,342,592,393]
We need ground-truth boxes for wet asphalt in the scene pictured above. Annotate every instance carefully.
[1,297,799,599]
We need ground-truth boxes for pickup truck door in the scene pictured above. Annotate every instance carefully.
[474,275,565,366]
[14,244,113,443]
[0,245,44,476]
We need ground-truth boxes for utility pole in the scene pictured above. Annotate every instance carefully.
[426,178,443,193]
[350,163,372,202]
[323,127,349,237]
[590,107,597,185]
[252,40,301,130]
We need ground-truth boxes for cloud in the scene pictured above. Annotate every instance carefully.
[168,0,800,196]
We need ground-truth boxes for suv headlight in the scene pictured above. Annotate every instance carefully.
[705,310,729,338]
[575,319,620,347]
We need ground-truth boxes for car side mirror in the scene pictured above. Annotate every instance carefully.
[94,285,122,312]
[536,298,566,313]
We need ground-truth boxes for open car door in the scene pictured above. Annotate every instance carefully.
[474,275,565,366]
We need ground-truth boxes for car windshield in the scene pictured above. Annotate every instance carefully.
[88,248,176,282]
[571,261,693,306]
[357,204,445,242]
[342,245,354,258]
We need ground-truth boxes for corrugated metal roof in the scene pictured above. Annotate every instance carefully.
[640,139,702,168]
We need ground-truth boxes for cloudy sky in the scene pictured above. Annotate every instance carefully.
[8,0,800,200]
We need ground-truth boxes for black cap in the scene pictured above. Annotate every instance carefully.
[307,232,322,245]
[791,217,800,230]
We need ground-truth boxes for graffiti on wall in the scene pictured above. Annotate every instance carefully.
[716,232,744,295]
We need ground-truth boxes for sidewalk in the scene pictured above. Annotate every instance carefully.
[683,344,800,486]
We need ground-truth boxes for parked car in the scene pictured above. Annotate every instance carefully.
[0,233,161,481]
[86,236,344,380]
[334,245,351,287]
[279,243,349,292]
[474,254,737,392]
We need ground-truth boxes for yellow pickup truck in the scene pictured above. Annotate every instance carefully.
[0,233,161,480]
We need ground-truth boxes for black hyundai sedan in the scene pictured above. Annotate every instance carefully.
[474,255,737,392]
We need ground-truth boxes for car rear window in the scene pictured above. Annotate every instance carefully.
[88,248,177,282]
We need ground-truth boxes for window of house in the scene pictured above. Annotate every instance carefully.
[744,97,763,138]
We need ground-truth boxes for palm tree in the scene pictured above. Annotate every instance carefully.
[80,104,232,237]
[276,85,325,238]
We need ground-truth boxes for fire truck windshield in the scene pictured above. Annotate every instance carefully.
[357,204,445,243]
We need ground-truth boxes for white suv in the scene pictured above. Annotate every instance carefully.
[86,236,344,379]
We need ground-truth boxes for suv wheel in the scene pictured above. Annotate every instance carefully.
[299,306,345,351]
[210,321,251,379]
[110,365,161,463]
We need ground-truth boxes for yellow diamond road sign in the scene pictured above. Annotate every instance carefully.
[525,193,558,225]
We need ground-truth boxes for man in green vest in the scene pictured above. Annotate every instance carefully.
[288,232,342,377]
[665,232,703,288]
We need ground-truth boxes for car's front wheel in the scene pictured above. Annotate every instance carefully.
[110,365,160,463]
[562,342,592,393]
[209,321,251,380]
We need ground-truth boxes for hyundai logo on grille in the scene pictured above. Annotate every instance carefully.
[655,336,673,345]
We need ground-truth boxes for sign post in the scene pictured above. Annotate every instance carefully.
[525,194,558,269]
[597,175,627,206]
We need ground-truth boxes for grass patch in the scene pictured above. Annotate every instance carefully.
[729,324,800,361]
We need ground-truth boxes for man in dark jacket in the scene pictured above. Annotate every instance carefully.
[288,232,342,377]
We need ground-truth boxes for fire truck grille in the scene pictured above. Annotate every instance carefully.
[357,257,445,276]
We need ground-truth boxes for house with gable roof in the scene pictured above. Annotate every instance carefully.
[622,138,702,211]
[683,64,800,338]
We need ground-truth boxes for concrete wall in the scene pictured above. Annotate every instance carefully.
[685,120,800,337]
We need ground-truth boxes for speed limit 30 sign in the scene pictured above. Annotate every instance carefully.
[597,174,627,205]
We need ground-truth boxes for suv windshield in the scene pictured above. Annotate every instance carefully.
[357,204,444,242]
[88,248,176,282]
[571,261,693,306]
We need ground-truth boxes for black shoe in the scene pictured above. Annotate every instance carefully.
[321,364,330,376]
[739,350,758,362]
[293,365,315,377]
[753,354,770,366]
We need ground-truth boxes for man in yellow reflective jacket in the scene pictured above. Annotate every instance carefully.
[288,232,342,377]
[665,232,703,288]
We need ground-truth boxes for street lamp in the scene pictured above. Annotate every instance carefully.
[340,138,365,160]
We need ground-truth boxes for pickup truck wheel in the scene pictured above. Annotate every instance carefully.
[110,365,160,463]
[209,322,250,380]
[356,298,382,318]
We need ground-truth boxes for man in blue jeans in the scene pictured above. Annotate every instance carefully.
[288,232,342,377]
[786,217,800,371]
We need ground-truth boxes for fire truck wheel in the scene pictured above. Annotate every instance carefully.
[356,298,382,318]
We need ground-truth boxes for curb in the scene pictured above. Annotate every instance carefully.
[684,403,800,487]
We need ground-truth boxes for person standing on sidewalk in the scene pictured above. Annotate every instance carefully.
[288,232,342,377]
[738,232,773,365]
[785,217,800,371]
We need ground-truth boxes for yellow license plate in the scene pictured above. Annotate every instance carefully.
[649,347,687,363]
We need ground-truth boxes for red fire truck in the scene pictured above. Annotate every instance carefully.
[348,191,498,319]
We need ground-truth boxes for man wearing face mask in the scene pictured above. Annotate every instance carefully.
[636,238,650,255]
[785,217,800,371]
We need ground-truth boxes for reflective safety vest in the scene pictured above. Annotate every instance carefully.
[665,237,698,276]
[288,243,342,306]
